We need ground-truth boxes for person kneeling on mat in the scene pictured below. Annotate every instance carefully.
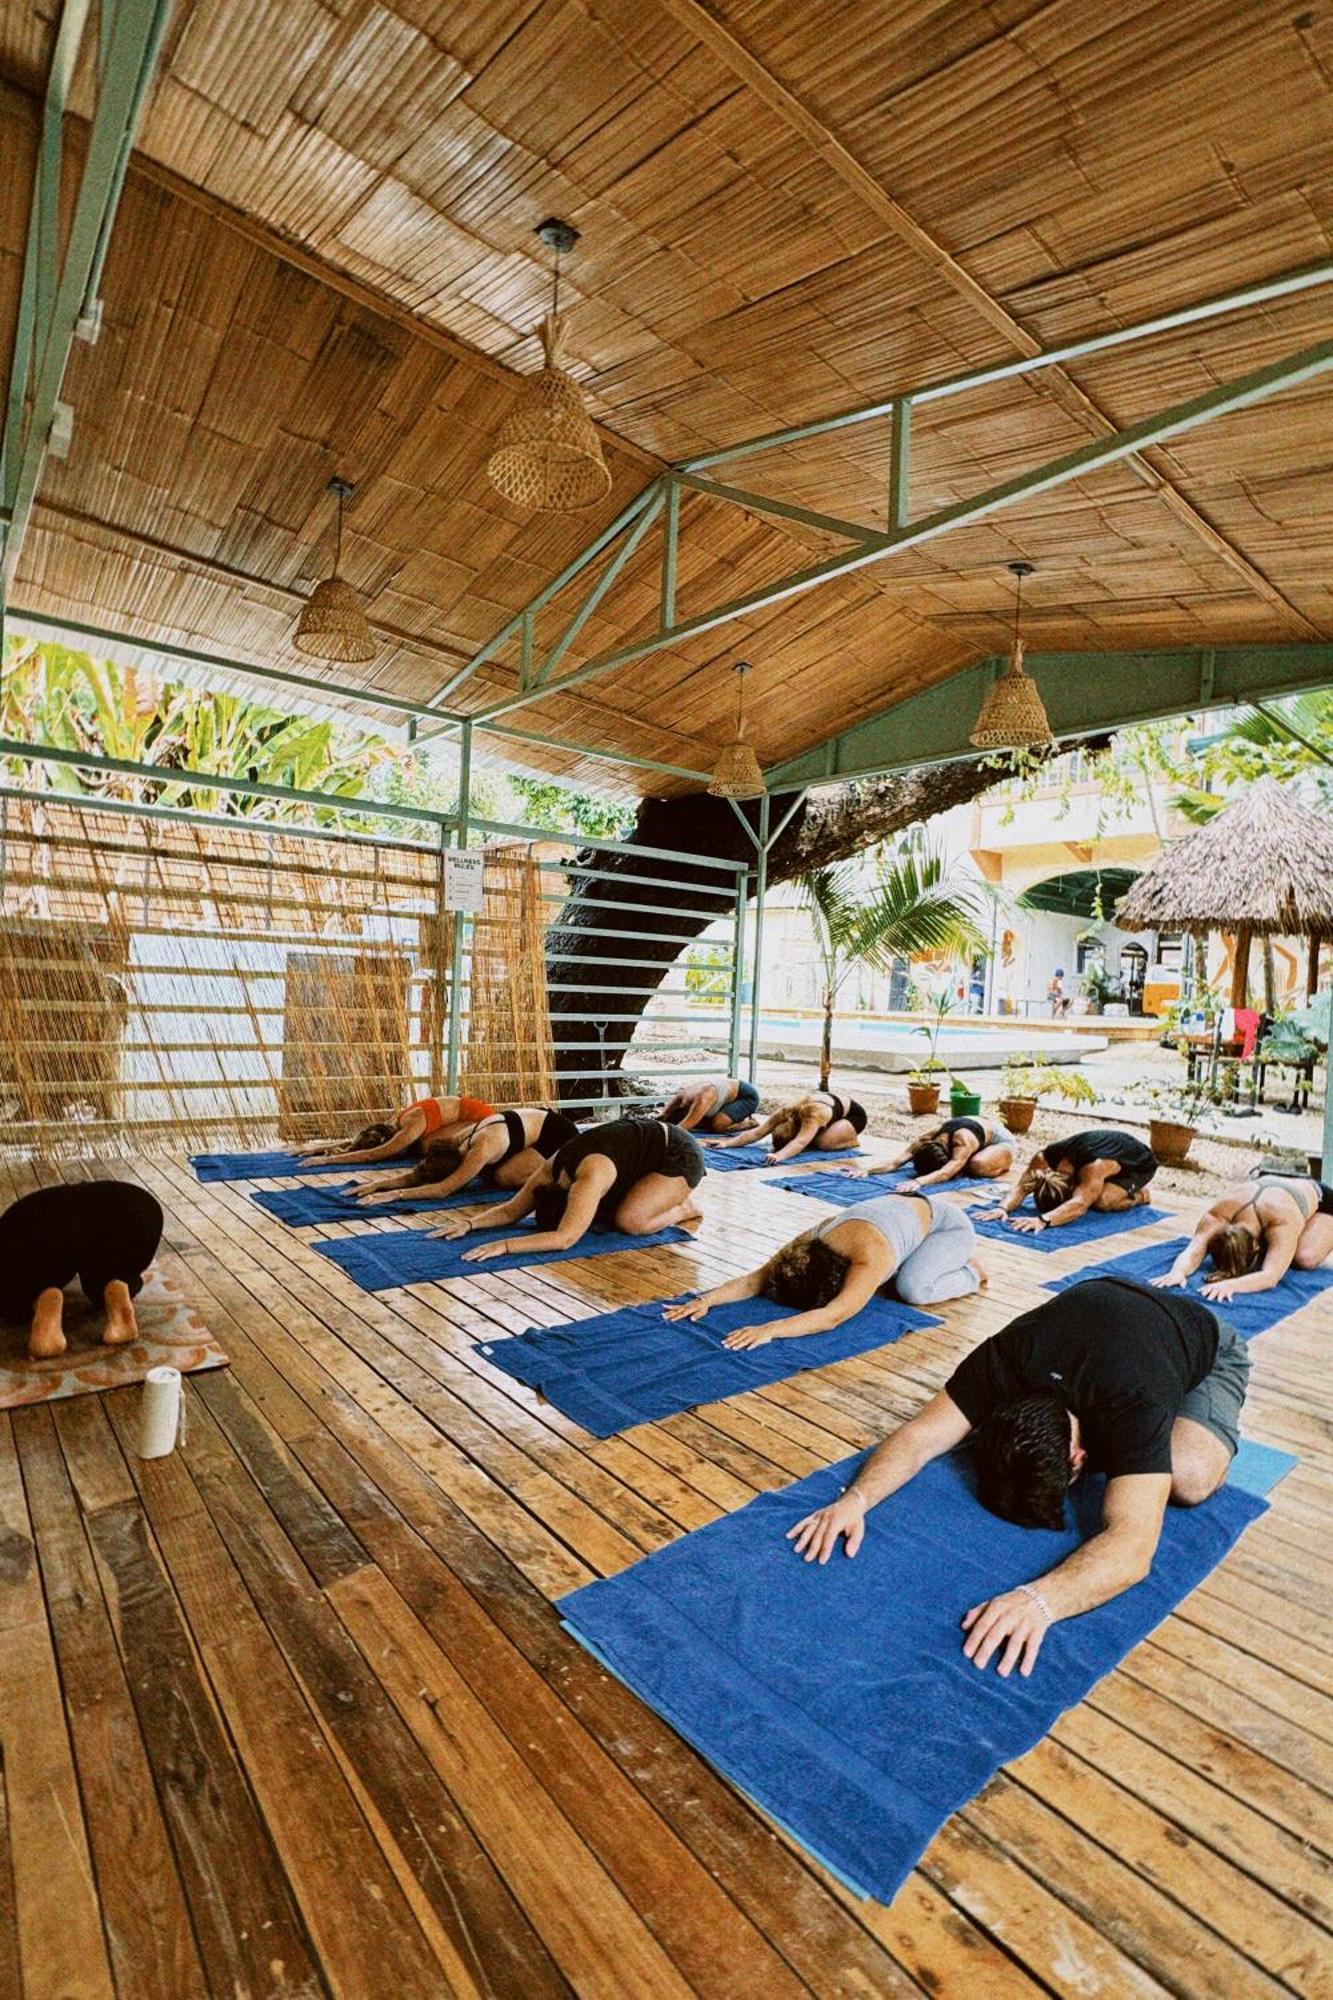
[665,1192,985,1349]
[430,1116,705,1262]
[351,1106,581,1205]
[788,1275,1249,1678]
[867,1115,1013,1191]
[705,1087,867,1164]
[977,1128,1157,1234]
[660,1075,761,1134]
[293,1091,496,1166]
[0,1181,165,1361]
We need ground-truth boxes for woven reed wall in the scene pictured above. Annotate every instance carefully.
[0,797,554,1155]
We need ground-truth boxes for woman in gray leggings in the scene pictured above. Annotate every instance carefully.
[665,1191,983,1350]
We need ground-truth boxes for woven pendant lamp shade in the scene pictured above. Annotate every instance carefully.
[294,577,375,663]
[968,639,1054,748]
[487,313,612,512]
[708,737,767,798]
[707,660,767,798]
[293,478,376,662]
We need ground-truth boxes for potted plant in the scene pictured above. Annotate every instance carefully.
[995,1055,1097,1135]
[948,1073,983,1118]
[1136,1073,1215,1166]
[906,990,957,1116]
[996,1058,1041,1135]
[906,1058,947,1116]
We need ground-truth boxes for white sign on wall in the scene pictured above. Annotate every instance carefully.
[444,850,485,913]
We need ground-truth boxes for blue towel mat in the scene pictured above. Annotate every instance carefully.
[699,1144,862,1174]
[1047,1240,1333,1337]
[770,1166,918,1205]
[314,1220,695,1291]
[251,1180,509,1227]
[478,1293,938,1436]
[967,1202,1169,1252]
[190,1149,406,1183]
[559,1445,1272,1904]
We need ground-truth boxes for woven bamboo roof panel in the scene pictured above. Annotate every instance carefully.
[1,0,1331,791]
[1115,778,1333,939]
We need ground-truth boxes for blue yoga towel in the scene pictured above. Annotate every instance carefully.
[967,1203,1169,1252]
[477,1293,938,1436]
[559,1446,1267,1904]
[699,1144,862,1174]
[314,1220,695,1291]
[770,1167,918,1205]
[1229,1437,1297,1497]
[1046,1240,1333,1337]
[190,1149,406,1183]
[251,1180,510,1227]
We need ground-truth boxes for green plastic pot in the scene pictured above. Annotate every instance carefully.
[950,1089,983,1117]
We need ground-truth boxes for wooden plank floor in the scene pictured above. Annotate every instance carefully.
[1,1148,1330,2000]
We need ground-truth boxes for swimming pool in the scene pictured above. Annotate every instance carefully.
[676,1012,1107,1073]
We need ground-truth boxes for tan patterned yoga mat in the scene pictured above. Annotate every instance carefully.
[0,1269,228,1410]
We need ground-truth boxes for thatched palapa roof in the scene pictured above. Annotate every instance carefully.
[1116,777,1333,939]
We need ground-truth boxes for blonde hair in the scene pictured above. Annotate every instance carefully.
[1209,1222,1260,1278]
[1031,1164,1074,1215]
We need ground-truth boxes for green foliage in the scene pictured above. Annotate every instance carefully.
[2,635,401,824]
[798,848,989,1088]
[507,775,634,841]
[683,941,731,1003]
[999,1055,1098,1106]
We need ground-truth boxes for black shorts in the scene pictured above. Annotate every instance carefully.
[663,1124,706,1188]
[0,1182,164,1321]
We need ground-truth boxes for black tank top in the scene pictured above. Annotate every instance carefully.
[550,1118,670,1209]
[1052,1129,1155,1179]
[940,1116,988,1148]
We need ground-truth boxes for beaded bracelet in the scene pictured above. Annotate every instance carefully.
[1015,1581,1053,1623]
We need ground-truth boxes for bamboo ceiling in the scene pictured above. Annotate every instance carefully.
[1,1,1331,795]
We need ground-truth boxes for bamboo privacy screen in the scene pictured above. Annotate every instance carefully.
[0,797,554,1154]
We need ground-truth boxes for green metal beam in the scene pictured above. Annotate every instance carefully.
[6,607,717,783]
[534,488,663,687]
[463,331,1333,729]
[675,471,881,544]
[679,259,1333,474]
[764,645,1333,789]
[2,0,173,593]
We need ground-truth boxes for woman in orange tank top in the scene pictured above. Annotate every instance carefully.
[293,1093,497,1166]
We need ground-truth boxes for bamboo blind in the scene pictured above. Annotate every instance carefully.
[0,797,554,1155]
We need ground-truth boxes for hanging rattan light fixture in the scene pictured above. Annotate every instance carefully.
[708,661,767,799]
[486,219,612,513]
[968,560,1053,749]
[293,477,375,663]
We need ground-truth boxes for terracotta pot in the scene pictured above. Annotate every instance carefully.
[997,1096,1037,1135]
[907,1082,941,1116]
[1150,1117,1196,1166]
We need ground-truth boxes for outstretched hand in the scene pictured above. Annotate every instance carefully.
[721,1324,775,1350]
[428,1215,471,1241]
[1199,1277,1241,1302]
[961,1590,1049,1677]
[1007,1215,1046,1235]
[1150,1269,1186,1289]
[662,1297,709,1323]
[787,1491,867,1563]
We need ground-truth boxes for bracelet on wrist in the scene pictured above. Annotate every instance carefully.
[1015,1581,1053,1623]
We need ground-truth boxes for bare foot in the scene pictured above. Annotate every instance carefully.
[101,1279,140,1346]
[29,1287,67,1360]
[680,1202,704,1227]
[970,1257,990,1291]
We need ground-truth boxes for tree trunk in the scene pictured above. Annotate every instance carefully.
[819,987,834,1090]
[1230,924,1253,1010]
[544,749,1091,1102]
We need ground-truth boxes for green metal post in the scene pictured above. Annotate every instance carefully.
[1323,985,1333,1178]
[889,399,911,530]
[1312,988,1320,1176]
[445,720,471,1092]
[728,873,746,1076]
[746,792,770,1081]
[661,477,679,629]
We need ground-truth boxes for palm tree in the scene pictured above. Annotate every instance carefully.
[797,846,991,1089]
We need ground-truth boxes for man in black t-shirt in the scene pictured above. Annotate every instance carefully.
[788,1277,1250,1678]
[978,1127,1158,1234]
